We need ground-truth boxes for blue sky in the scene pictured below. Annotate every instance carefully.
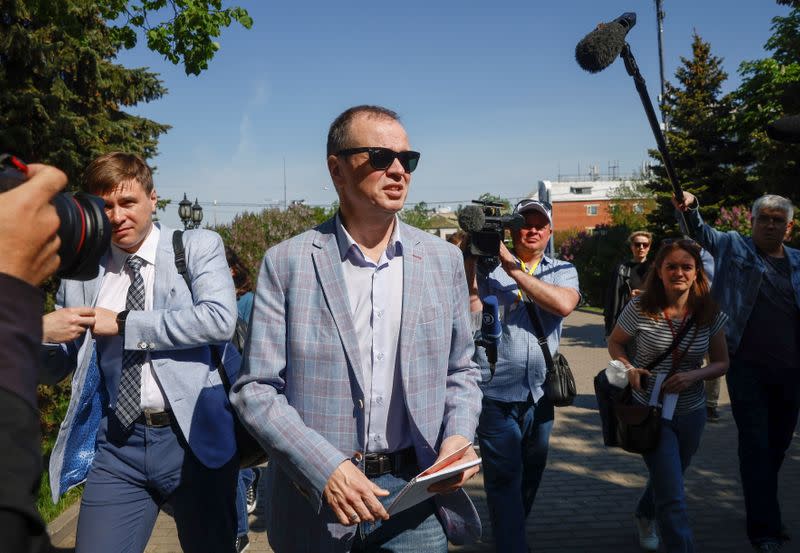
[117,1,790,229]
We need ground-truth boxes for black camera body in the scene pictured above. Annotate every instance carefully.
[459,200,524,258]
[0,154,111,281]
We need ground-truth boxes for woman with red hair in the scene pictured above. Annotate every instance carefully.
[608,239,729,553]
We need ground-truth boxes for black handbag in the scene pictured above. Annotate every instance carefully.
[612,316,696,454]
[525,301,577,407]
[173,231,268,469]
[593,369,624,446]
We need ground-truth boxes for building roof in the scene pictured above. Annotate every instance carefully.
[533,179,652,203]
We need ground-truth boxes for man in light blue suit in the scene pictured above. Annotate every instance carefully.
[232,105,483,553]
[41,153,240,553]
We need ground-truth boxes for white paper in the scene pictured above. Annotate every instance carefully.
[386,450,482,516]
[648,372,678,420]
[661,393,678,421]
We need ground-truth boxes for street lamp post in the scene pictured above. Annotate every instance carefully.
[178,193,204,229]
[191,198,203,228]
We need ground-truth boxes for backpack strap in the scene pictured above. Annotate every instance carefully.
[172,230,192,292]
[172,230,226,377]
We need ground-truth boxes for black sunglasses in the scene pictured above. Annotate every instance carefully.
[336,147,421,173]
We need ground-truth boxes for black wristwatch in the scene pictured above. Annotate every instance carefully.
[116,310,130,336]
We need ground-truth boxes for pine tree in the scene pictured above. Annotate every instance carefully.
[0,0,252,186]
[645,32,748,234]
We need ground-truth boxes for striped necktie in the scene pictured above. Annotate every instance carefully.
[115,255,145,428]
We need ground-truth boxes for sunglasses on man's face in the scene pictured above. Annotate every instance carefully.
[632,242,650,248]
[336,147,421,173]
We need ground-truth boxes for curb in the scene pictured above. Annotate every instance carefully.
[47,501,80,546]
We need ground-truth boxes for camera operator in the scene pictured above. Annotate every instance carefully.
[466,199,580,553]
[0,164,67,553]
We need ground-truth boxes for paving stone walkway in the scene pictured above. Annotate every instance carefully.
[49,309,800,552]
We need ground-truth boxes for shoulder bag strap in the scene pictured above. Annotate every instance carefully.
[643,315,696,373]
[524,300,555,372]
[171,230,231,394]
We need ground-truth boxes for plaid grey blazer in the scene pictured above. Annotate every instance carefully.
[231,218,482,551]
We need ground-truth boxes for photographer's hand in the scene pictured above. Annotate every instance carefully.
[497,242,520,274]
[43,307,96,343]
[0,164,66,286]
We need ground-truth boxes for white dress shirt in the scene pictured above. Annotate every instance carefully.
[335,215,410,453]
[95,225,166,412]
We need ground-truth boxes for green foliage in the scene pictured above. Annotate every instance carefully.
[109,0,253,76]
[36,379,81,519]
[476,193,512,213]
[0,1,167,186]
[213,205,330,282]
[607,179,656,230]
[553,228,580,253]
[731,4,800,202]
[0,0,251,186]
[558,224,632,307]
[646,32,749,235]
[399,201,432,229]
[714,205,753,235]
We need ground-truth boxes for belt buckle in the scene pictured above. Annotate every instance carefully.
[364,453,392,476]
[143,410,168,426]
[143,410,156,426]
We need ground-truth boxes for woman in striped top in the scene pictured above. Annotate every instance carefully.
[608,239,729,553]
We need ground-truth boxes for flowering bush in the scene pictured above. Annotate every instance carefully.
[714,205,752,236]
[213,204,335,281]
[557,229,592,262]
[557,224,633,307]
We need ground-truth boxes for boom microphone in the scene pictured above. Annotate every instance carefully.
[458,205,485,233]
[480,295,501,380]
[767,115,800,144]
[575,12,637,73]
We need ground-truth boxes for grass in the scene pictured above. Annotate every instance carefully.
[578,304,603,315]
[37,382,83,523]
[37,475,82,523]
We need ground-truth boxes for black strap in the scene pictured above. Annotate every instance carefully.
[172,230,191,291]
[171,230,231,394]
[642,315,696,373]
[524,301,557,372]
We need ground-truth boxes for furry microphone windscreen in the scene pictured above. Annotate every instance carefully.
[458,205,486,233]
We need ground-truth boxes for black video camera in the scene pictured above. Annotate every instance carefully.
[458,200,524,258]
[0,154,111,280]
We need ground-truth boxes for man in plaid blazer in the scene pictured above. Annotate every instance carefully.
[232,105,483,552]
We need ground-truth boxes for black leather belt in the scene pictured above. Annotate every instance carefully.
[363,448,417,477]
[135,410,173,427]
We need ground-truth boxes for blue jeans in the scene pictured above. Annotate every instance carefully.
[351,463,447,553]
[76,415,238,553]
[727,359,800,545]
[635,407,705,553]
[236,468,256,536]
[477,395,554,553]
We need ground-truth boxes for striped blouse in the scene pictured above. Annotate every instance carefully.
[616,297,727,414]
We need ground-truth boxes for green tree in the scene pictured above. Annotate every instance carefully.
[213,205,324,282]
[645,32,748,235]
[607,176,656,230]
[0,0,251,186]
[399,201,432,230]
[732,2,800,201]
[476,192,512,213]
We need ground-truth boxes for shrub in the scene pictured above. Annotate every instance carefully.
[213,204,335,282]
[558,224,634,308]
[714,205,752,235]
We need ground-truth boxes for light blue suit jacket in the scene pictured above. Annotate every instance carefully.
[42,224,239,501]
[231,218,483,551]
